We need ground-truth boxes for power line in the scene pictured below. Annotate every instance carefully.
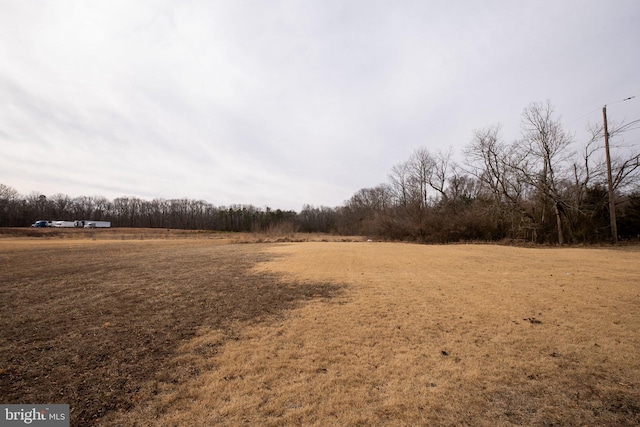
[567,106,602,125]
[568,96,638,126]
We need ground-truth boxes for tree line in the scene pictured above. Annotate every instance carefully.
[0,186,311,232]
[2,100,638,243]
[340,101,640,243]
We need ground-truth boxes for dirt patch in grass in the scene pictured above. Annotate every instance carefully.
[0,239,342,426]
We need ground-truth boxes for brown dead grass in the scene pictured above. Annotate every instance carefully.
[0,227,362,244]
[2,232,639,426]
[110,242,640,427]
[0,236,341,426]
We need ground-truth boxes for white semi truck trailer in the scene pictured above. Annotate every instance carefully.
[82,221,111,228]
[52,221,76,228]
[35,220,111,228]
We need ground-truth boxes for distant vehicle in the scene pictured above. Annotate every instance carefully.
[31,220,51,228]
[52,221,76,228]
[31,219,111,228]
[83,221,111,228]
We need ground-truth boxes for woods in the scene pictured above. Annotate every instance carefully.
[340,101,640,243]
[2,101,638,243]
[0,187,298,233]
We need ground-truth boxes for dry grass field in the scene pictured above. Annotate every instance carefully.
[1,229,639,426]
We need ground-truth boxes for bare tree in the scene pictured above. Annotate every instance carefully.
[407,148,435,209]
[464,125,529,239]
[446,173,479,205]
[465,125,524,205]
[93,197,111,221]
[517,100,574,244]
[582,120,640,191]
[0,184,21,226]
[427,148,455,202]
[388,162,411,207]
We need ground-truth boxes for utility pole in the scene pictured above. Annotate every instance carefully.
[602,105,618,244]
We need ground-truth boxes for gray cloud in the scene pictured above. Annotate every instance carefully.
[1,0,639,210]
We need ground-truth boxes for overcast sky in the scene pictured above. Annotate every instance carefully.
[1,1,639,211]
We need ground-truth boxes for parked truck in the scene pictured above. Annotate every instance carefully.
[31,220,111,228]
[31,220,51,227]
[52,221,76,228]
[83,221,111,228]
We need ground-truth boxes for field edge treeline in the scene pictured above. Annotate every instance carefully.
[2,100,639,244]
